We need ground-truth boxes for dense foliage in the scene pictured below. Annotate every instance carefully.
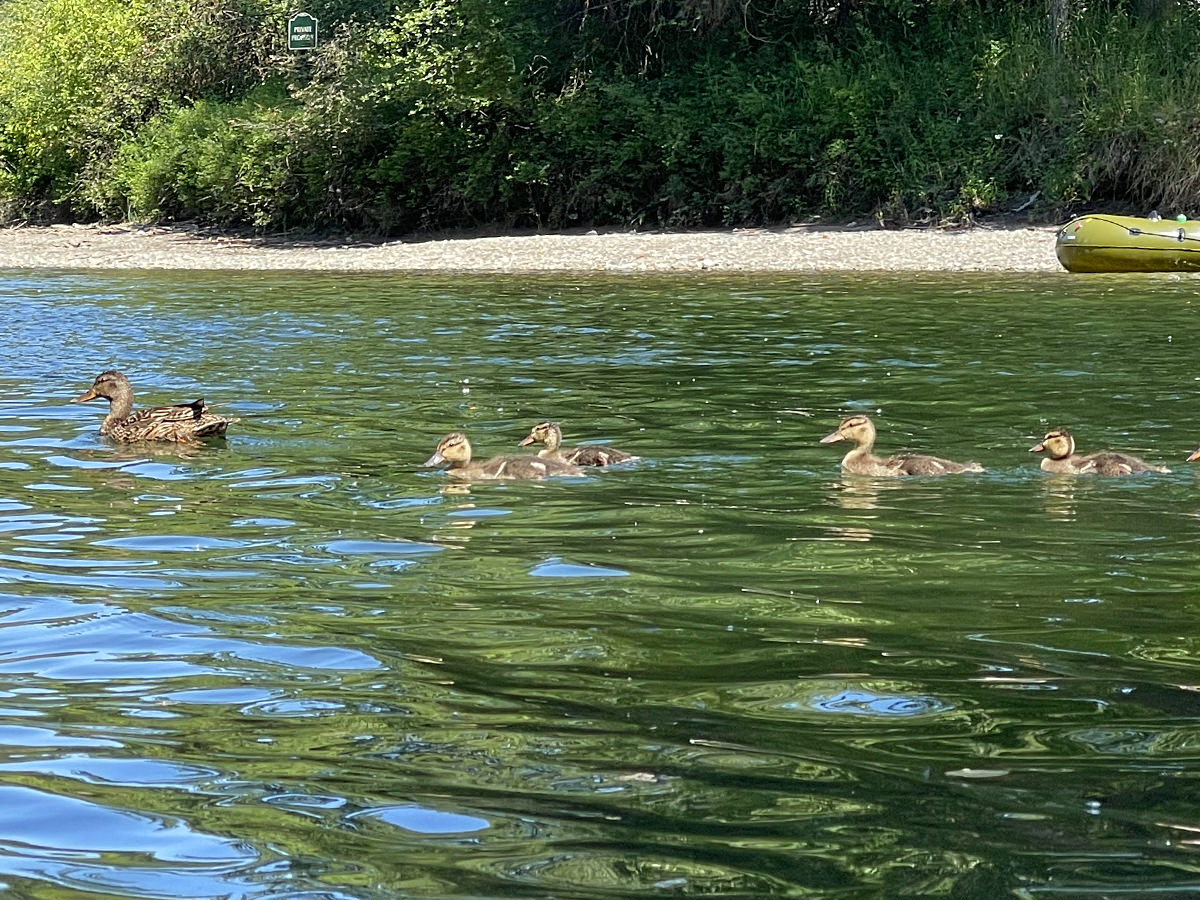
[1,0,1199,231]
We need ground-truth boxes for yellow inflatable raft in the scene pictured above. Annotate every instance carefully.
[1056,214,1200,272]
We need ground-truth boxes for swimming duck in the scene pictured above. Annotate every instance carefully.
[73,370,237,442]
[424,432,585,480]
[820,414,984,476]
[517,421,639,467]
[1188,447,1200,463]
[1030,428,1169,475]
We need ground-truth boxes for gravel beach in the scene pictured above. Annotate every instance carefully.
[0,221,1063,273]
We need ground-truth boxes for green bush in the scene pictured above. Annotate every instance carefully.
[0,0,144,215]
[99,86,298,226]
[5,0,1200,230]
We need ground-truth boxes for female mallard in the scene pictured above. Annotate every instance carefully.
[820,414,984,476]
[1030,428,1169,475]
[424,432,584,480]
[73,370,237,443]
[518,421,638,466]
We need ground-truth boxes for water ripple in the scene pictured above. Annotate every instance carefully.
[0,271,1197,897]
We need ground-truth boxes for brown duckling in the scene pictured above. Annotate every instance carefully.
[424,432,585,480]
[1030,428,1169,475]
[1188,447,1200,463]
[820,414,984,476]
[73,370,237,443]
[517,421,639,467]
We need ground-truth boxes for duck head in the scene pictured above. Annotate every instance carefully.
[425,432,472,468]
[519,421,563,451]
[73,370,132,406]
[1030,428,1074,460]
[820,414,876,447]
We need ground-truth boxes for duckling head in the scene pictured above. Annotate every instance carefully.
[1030,428,1074,460]
[820,414,876,447]
[519,421,563,451]
[425,432,472,467]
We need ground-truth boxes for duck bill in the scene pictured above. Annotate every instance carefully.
[423,451,445,467]
[1187,448,1200,463]
[1029,442,1046,453]
[518,435,536,447]
[72,388,100,403]
[819,430,845,444]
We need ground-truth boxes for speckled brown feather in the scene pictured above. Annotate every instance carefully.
[820,414,983,476]
[518,421,639,467]
[1030,428,1169,475]
[426,431,585,480]
[74,370,238,443]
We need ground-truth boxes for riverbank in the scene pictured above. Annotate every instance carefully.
[0,222,1063,273]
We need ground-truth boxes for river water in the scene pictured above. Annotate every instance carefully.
[1,268,1199,898]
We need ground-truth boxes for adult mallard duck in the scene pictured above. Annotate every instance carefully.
[424,432,585,480]
[1030,428,1169,475]
[820,414,984,476]
[73,370,237,443]
[518,421,639,467]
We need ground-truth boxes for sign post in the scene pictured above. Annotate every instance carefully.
[287,13,318,50]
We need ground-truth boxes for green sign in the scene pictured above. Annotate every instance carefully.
[288,13,318,50]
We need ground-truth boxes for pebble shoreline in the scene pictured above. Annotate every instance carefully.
[0,222,1064,273]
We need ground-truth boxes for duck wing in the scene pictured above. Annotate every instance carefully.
[565,445,639,467]
[1085,451,1169,475]
[472,454,585,480]
[112,399,237,442]
[890,453,984,476]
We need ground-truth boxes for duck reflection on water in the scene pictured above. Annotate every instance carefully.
[819,476,905,543]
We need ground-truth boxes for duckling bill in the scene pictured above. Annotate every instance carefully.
[73,370,237,443]
[820,414,984,476]
[1030,428,1169,475]
[425,431,584,480]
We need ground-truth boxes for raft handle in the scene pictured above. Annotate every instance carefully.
[1079,215,1200,245]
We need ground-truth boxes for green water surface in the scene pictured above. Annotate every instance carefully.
[1,269,1199,899]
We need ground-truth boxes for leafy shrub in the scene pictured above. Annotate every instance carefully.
[6,0,1200,230]
[0,0,145,216]
[99,85,298,226]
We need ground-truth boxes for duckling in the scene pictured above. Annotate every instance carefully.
[518,421,639,467]
[1030,428,1169,475]
[73,370,237,443]
[424,432,585,480]
[819,414,984,476]
[1188,447,1200,463]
